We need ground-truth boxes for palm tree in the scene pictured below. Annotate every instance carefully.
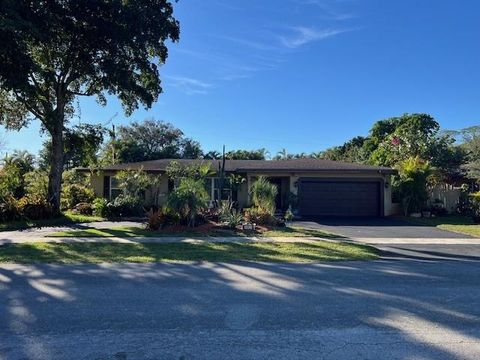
[258,148,271,160]
[203,150,221,160]
[3,150,35,172]
[294,152,308,159]
[276,148,289,160]
[310,152,323,159]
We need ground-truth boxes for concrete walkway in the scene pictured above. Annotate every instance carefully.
[0,234,336,245]
[1,233,478,246]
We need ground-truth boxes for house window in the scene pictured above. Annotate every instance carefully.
[205,177,232,201]
[110,177,123,200]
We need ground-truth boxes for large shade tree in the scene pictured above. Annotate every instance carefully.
[0,0,179,213]
[39,124,106,170]
[102,119,202,163]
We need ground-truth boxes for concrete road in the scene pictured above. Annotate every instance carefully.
[1,260,480,359]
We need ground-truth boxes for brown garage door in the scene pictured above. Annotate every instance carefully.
[298,179,381,217]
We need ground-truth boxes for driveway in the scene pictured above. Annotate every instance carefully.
[294,217,471,239]
[1,261,480,359]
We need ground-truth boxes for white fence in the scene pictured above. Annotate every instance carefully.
[389,185,462,216]
[428,185,461,213]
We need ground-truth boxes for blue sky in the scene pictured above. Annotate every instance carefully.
[2,0,480,156]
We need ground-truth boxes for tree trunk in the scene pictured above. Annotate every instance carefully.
[47,114,64,215]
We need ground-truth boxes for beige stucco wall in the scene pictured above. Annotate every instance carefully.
[383,175,395,216]
[90,171,169,206]
[89,170,394,216]
[90,172,104,198]
[146,175,169,206]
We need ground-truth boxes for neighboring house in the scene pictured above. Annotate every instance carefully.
[80,159,397,217]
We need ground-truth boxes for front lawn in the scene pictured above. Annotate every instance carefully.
[405,215,480,237]
[47,226,241,238]
[0,241,378,264]
[47,225,340,239]
[0,212,104,232]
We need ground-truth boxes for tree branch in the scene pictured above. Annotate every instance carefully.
[12,90,45,119]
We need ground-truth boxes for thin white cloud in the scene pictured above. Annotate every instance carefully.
[294,0,356,21]
[173,47,280,83]
[279,27,350,48]
[218,35,277,51]
[164,75,213,95]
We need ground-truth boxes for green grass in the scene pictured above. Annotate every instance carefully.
[47,226,242,238]
[47,226,340,239]
[0,241,378,264]
[405,215,480,238]
[0,212,104,232]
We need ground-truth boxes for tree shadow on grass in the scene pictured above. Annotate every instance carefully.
[1,250,480,358]
[0,242,377,264]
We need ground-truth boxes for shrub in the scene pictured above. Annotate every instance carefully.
[92,198,109,218]
[218,200,243,229]
[109,194,143,217]
[220,209,243,229]
[16,196,53,220]
[0,195,21,222]
[0,165,22,199]
[201,207,221,222]
[457,184,473,216]
[250,176,278,214]
[61,184,95,210]
[244,207,277,226]
[145,208,162,230]
[158,207,180,226]
[167,178,209,227]
[24,170,49,198]
[469,192,480,222]
[218,199,235,217]
[73,202,93,216]
[115,168,152,197]
[395,156,432,215]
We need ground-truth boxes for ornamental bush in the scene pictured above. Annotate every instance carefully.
[72,202,93,216]
[395,156,432,215]
[469,191,480,222]
[250,176,278,215]
[61,183,95,210]
[167,178,209,227]
[16,196,53,220]
[109,194,144,217]
[0,195,21,222]
[244,207,277,226]
[92,198,110,218]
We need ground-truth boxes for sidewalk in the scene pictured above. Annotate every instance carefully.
[0,234,339,245]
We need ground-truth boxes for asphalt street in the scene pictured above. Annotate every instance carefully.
[294,217,472,239]
[1,259,480,360]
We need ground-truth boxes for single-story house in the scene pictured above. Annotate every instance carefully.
[81,158,397,217]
